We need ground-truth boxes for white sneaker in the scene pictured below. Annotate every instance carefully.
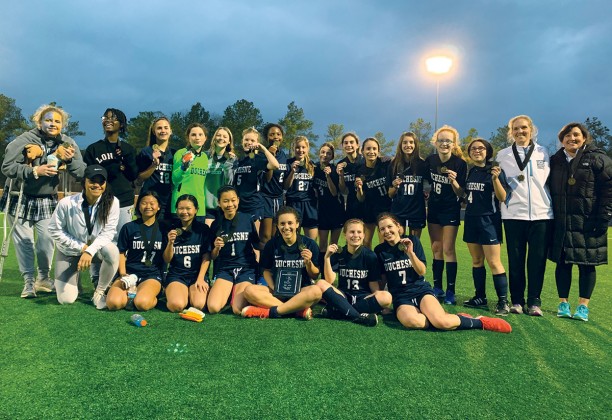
[34,278,55,293]
[92,291,107,310]
[21,280,37,298]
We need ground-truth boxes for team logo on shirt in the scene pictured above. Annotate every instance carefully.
[383,257,413,271]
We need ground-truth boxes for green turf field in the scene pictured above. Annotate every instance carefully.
[0,225,610,419]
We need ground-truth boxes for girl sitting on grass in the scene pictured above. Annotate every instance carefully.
[374,212,512,333]
[106,191,164,311]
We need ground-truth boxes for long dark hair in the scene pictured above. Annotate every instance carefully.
[82,179,115,226]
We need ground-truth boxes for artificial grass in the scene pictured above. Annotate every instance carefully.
[0,228,610,419]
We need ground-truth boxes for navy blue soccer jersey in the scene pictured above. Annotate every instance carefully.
[425,154,467,213]
[210,212,259,271]
[260,235,320,287]
[387,158,427,220]
[339,155,365,214]
[374,235,428,296]
[313,163,344,210]
[118,220,164,275]
[356,159,392,216]
[285,158,316,202]
[464,166,510,216]
[260,148,289,198]
[165,220,212,280]
[232,153,269,210]
[330,246,380,297]
[137,146,175,196]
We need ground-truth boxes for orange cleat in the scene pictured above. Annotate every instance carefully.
[296,307,313,320]
[477,316,512,333]
[241,306,270,319]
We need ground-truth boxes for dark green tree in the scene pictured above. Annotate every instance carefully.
[278,101,318,148]
[489,125,509,155]
[63,121,86,139]
[373,132,395,157]
[584,117,612,157]
[408,118,434,157]
[220,99,263,149]
[460,127,479,149]
[171,102,212,144]
[126,111,164,150]
[324,123,345,153]
[0,94,29,183]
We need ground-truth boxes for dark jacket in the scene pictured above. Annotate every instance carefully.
[548,144,612,265]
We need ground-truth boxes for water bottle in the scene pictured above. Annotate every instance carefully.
[125,285,137,311]
[131,314,147,327]
[47,154,59,169]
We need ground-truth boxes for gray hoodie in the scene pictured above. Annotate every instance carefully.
[1,129,86,196]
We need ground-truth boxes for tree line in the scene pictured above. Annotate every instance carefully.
[2,92,611,172]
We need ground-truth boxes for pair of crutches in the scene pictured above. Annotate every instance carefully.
[0,178,25,281]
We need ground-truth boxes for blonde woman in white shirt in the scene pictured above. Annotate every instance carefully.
[48,165,120,309]
[496,115,553,316]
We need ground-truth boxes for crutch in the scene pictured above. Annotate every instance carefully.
[0,179,24,281]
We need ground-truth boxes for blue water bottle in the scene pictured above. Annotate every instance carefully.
[131,314,147,327]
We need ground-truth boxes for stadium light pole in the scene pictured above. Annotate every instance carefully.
[426,55,453,131]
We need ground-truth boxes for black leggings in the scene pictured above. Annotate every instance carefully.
[503,219,551,306]
[555,262,596,300]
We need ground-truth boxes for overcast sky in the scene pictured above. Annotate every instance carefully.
[2,0,611,150]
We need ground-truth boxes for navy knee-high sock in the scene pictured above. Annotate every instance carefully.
[473,266,487,298]
[432,259,444,289]
[455,314,483,330]
[322,289,360,320]
[446,262,457,293]
[493,273,508,301]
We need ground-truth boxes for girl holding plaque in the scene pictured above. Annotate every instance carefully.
[548,122,612,322]
[448,139,511,315]
[387,131,427,238]
[374,213,511,333]
[241,206,321,320]
[171,123,209,219]
[232,127,280,230]
[496,115,553,316]
[163,194,213,312]
[355,137,391,248]
[137,117,176,220]
[424,125,467,305]
[316,218,392,327]
[284,136,318,240]
[106,191,164,311]
[208,186,260,314]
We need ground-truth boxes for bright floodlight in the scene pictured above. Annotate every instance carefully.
[426,56,453,75]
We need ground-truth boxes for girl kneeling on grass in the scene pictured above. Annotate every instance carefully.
[241,206,321,320]
[208,186,260,314]
[163,195,213,312]
[106,191,164,311]
[48,165,119,309]
[374,212,511,333]
[316,218,392,327]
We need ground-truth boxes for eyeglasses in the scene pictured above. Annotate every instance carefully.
[102,116,118,123]
[436,139,453,144]
[470,147,486,152]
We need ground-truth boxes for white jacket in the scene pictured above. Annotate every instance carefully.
[49,193,120,257]
[496,143,553,221]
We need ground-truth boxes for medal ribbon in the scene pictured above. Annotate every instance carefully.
[567,146,586,184]
[511,142,535,173]
[139,221,159,264]
[81,196,96,241]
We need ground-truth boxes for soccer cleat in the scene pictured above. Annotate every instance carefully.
[477,316,512,333]
[509,304,525,314]
[572,304,589,322]
[34,278,55,293]
[557,302,572,318]
[241,306,270,319]
[495,300,510,316]
[444,290,456,305]
[296,307,313,320]
[92,291,107,310]
[463,296,488,309]
[432,287,446,302]
[21,280,37,298]
[528,305,543,317]
[352,313,378,327]
[319,306,344,320]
